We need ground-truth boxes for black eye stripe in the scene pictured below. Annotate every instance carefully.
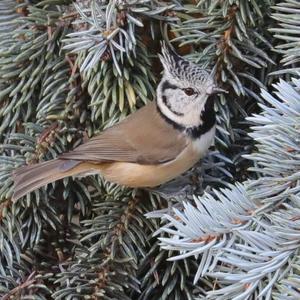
[161,81,198,97]
[161,80,178,92]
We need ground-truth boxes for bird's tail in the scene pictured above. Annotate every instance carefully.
[12,159,87,201]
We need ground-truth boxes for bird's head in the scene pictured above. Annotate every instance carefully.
[157,43,220,128]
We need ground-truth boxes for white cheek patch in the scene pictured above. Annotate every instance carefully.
[157,74,211,128]
[164,89,186,114]
[166,90,189,113]
[159,90,208,127]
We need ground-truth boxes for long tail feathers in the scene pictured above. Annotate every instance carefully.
[12,159,83,201]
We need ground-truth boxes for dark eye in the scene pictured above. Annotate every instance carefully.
[183,88,196,96]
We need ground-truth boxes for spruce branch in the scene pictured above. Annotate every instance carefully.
[0,1,299,299]
[246,77,300,207]
[275,254,300,299]
[132,239,216,300]
[62,0,173,121]
[2,271,36,300]
[153,76,300,299]
[53,186,160,299]
[0,3,74,137]
[269,0,300,75]
[169,0,272,156]
[63,0,176,74]
[165,0,277,186]
[1,270,52,300]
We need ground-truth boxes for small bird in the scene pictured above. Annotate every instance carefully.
[12,43,222,201]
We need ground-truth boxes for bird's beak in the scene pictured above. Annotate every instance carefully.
[212,87,228,94]
[207,85,228,95]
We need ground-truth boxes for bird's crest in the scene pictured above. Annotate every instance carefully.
[158,42,211,86]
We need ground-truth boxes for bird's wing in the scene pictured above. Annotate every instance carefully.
[59,102,188,165]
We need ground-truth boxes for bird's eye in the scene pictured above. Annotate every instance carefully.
[183,88,196,96]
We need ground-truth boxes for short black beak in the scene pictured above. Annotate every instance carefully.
[212,87,228,94]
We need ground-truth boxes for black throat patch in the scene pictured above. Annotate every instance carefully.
[157,96,216,139]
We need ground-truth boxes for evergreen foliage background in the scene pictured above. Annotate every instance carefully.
[0,0,299,299]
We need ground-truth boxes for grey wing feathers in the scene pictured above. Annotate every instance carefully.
[59,133,145,163]
[59,102,188,165]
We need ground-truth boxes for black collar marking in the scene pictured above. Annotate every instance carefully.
[157,96,216,139]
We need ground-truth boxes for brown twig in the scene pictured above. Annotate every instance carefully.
[91,196,140,297]
[215,4,239,83]
[0,199,12,221]
[2,271,36,300]
[66,54,77,76]
[191,234,218,243]
[60,12,80,20]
